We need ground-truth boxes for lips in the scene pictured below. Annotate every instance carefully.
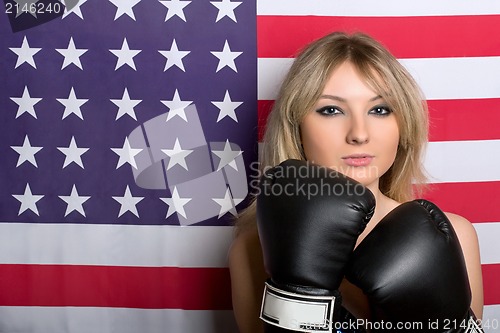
[342,154,374,167]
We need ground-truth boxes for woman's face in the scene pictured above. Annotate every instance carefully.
[300,61,400,188]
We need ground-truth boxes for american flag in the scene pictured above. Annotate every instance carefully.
[1,1,499,332]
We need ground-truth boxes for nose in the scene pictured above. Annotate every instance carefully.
[346,115,369,145]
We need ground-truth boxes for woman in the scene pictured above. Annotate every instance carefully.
[228,32,483,332]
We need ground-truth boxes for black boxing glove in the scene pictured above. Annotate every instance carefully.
[257,159,375,332]
[346,199,483,332]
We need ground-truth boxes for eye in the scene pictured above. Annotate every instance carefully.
[316,105,343,116]
[369,105,392,116]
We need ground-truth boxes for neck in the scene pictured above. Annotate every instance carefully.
[365,180,382,204]
[364,180,399,223]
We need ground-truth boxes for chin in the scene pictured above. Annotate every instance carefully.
[343,167,380,182]
[351,177,376,187]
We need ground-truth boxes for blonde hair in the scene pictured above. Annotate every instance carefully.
[237,31,428,233]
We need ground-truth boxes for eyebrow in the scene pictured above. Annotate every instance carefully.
[320,94,383,102]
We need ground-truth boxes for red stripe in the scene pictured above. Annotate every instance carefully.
[482,264,500,306]
[257,15,500,59]
[0,263,497,308]
[258,100,274,141]
[423,182,500,223]
[428,99,500,142]
[258,99,500,142]
[0,264,232,310]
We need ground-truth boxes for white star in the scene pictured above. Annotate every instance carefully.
[112,185,144,218]
[57,136,89,169]
[160,187,192,219]
[109,38,141,70]
[210,0,242,22]
[212,139,242,171]
[13,0,39,18]
[110,88,141,120]
[108,0,141,21]
[161,89,192,122]
[212,187,238,218]
[9,36,41,69]
[56,87,88,120]
[158,39,190,72]
[59,184,91,217]
[11,135,43,167]
[13,183,44,216]
[211,40,242,72]
[159,0,191,22]
[61,0,87,19]
[10,86,42,119]
[211,90,242,122]
[161,138,193,171]
[56,37,88,70]
[111,137,143,169]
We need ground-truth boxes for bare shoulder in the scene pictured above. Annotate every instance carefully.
[446,212,475,229]
[228,226,267,333]
[445,212,479,246]
[444,212,484,320]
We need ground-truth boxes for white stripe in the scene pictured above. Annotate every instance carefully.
[483,305,500,333]
[257,0,500,17]
[258,57,500,101]
[399,57,500,100]
[474,223,500,265]
[0,307,237,333]
[257,58,293,101]
[424,140,500,183]
[0,223,233,267]
[0,221,498,266]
